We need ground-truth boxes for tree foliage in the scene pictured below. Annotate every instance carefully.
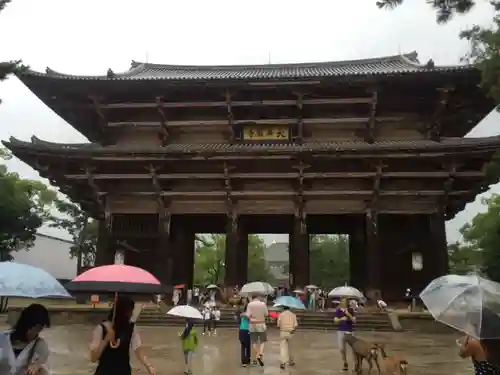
[376,1,500,106]
[0,148,56,261]
[48,199,98,273]
[309,235,350,288]
[193,234,272,285]
[448,241,483,275]
[458,194,500,281]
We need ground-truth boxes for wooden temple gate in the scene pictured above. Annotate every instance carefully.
[4,52,497,300]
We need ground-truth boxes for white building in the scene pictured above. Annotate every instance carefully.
[12,233,76,281]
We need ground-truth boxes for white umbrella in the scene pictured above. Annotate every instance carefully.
[293,289,305,294]
[240,281,274,296]
[328,285,365,300]
[207,284,218,289]
[306,284,318,289]
[167,305,203,320]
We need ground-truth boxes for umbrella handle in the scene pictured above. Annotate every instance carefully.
[109,292,121,349]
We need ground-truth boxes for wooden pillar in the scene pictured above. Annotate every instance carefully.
[185,231,195,290]
[430,208,448,277]
[291,213,310,289]
[172,216,191,286]
[349,220,367,292]
[153,208,173,286]
[236,229,248,287]
[366,209,382,300]
[224,212,239,288]
[94,219,115,266]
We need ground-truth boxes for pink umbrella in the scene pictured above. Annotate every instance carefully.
[66,264,165,294]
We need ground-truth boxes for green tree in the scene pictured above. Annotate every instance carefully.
[460,194,500,281]
[193,234,272,285]
[309,234,350,287]
[48,199,98,274]
[0,149,56,261]
[447,241,483,275]
[0,148,56,311]
[376,1,500,106]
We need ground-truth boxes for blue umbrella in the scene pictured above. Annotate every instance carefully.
[0,262,71,299]
[274,296,306,310]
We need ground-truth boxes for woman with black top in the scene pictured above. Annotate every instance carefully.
[459,309,500,375]
[89,296,156,375]
[0,303,51,375]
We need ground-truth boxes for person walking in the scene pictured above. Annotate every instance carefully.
[237,303,251,367]
[202,307,211,336]
[277,306,298,370]
[246,294,269,367]
[0,303,51,375]
[89,296,156,375]
[334,298,356,372]
[212,307,220,336]
[180,319,198,375]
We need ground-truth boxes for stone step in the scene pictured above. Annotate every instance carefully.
[137,307,394,331]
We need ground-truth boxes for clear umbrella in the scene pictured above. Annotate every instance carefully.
[328,285,365,300]
[420,274,500,339]
[240,281,274,296]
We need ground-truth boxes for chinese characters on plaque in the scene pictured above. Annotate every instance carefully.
[242,125,290,141]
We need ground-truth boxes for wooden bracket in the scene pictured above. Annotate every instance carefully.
[292,162,309,234]
[85,167,104,210]
[428,87,452,142]
[156,97,169,145]
[366,90,378,144]
[225,90,236,142]
[442,163,457,209]
[295,92,304,143]
[223,162,237,232]
[89,96,109,140]
[370,162,383,210]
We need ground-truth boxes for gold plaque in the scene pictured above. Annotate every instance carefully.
[243,125,290,141]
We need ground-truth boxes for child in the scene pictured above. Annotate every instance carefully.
[180,319,198,374]
[212,307,221,336]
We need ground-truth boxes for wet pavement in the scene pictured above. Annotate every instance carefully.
[8,325,473,374]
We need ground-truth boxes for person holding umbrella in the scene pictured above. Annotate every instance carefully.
[89,296,156,375]
[458,309,500,374]
[0,303,51,375]
[334,298,356,372]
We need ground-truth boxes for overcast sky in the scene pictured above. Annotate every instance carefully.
[0,0,499,244]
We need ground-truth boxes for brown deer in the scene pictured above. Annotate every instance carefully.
[344,334,381,374]
[375,343,408,375]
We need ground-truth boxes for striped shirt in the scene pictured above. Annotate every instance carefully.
[277,311,298,332]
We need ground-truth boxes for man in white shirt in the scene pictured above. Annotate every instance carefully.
[246,295,269,367]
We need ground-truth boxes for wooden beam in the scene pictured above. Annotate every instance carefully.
[155,97,169,145]
[100,98,372,109]
[89,96,108,140]
[64,171,486,181]
[107,116,404,128]
[225,90,235,142]
[94,190,471,197]
[428,87,452,142]
[366,90,378,144]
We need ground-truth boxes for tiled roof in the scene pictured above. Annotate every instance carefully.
[21,52,473,82]
[3,136,500,156]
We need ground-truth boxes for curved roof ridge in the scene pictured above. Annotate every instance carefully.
[19,51,448,79]
[4,136,95,148]
[129,52,420,71]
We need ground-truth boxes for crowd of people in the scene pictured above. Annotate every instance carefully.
[3,295,500,375]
